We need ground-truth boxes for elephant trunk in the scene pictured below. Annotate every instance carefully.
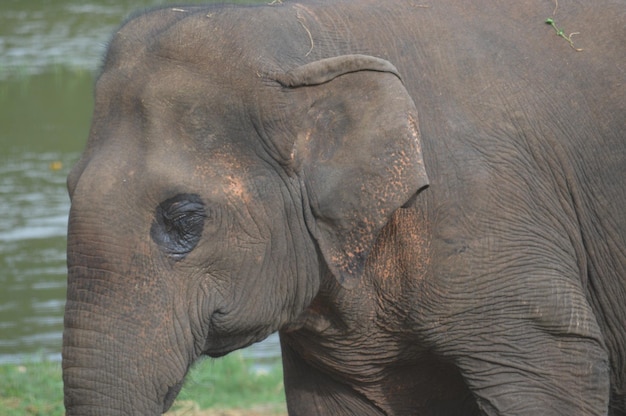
[62,159,205,414]
[62,242,192,414]
[62,337,171,415]
[63,292,185,415]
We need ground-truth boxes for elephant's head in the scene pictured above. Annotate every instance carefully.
[63,8,428,414]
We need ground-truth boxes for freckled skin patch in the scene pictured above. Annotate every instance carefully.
[224,174,248,202]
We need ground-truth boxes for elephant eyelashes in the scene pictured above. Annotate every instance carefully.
[151,193,207,260]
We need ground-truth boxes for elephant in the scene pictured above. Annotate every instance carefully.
[62,0,626,414]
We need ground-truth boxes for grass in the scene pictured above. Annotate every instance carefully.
[0,353,286,416]
[0,358,64,416]
[169,355,286,414]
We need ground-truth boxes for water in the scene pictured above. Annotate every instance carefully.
[0,0,279,365]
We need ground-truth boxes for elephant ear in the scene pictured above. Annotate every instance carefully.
[273,55,429,288]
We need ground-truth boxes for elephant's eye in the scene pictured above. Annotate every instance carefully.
[151,193,206,260]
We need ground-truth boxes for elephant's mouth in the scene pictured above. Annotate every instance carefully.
[205,311,273,358]
[163,380,185,413]
[202,331,270,359]
[205,349,230,358]
[203,341,248,358]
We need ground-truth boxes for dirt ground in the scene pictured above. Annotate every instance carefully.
[171,410,286,416]
[165,401,287,416]
[168,410,286,416]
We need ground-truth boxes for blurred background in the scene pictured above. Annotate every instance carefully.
[0,0,280,367]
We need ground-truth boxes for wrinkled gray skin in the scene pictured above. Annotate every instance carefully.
[63,0,626,415]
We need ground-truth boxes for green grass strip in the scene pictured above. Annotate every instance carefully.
[0,353,285,416]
